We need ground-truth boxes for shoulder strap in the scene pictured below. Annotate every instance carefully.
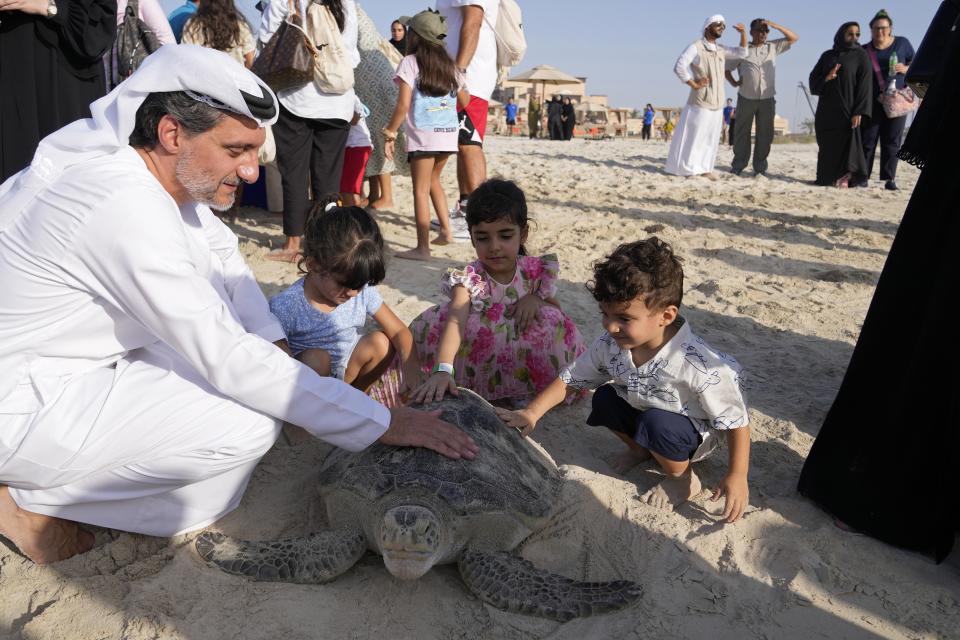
[864,44,886,88]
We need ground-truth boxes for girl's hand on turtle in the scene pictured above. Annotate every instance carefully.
[411,372,458,404]
[399,362,426,396]
[494,407,537,438]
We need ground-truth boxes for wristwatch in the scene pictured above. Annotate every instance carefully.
[46,0,58,18]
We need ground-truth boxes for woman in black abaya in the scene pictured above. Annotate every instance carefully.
[561,97,576,140]
[809,22,872,187]
[798,11,960,562]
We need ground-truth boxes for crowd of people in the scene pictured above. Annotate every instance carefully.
[0,1,946,570]
[664,10,914,189]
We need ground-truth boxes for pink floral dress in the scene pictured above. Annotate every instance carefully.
[409,254,586,403]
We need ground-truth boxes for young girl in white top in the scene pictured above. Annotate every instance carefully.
[383,10,469,261]
[340,96,372,206]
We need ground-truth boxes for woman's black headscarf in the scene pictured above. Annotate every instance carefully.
[833,21,861,50]
[827,21,861,66]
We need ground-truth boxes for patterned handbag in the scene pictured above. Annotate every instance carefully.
[865,44,918,119]
[252,0,318,93]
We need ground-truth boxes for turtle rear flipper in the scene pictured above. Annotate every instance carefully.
[458,549,642,622]
[196,527,365,584]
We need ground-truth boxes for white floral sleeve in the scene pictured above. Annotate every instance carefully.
[440,263,488,312]
[560,334,613,390]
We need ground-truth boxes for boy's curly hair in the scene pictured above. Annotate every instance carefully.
[587,237,684,311]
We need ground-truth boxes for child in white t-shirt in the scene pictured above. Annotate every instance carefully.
[498,238,751,523]
[341,97,373,207]
[382,10,468,261]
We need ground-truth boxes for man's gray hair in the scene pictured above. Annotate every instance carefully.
[129,91,226,148]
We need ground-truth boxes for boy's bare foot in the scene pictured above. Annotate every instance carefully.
[394,248,431,261]
[641,469,702,511]
[607,449,651,474]
[368,198,394,210]
[0,486,95,564]
[431,232,453,246]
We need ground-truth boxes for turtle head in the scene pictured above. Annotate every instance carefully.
[378,505,443,580]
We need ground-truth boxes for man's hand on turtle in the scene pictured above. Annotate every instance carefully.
[381,406,479,460]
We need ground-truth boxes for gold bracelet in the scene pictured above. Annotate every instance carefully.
[381,128,397,142]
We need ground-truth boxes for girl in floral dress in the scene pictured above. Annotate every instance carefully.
[409,179,586,405]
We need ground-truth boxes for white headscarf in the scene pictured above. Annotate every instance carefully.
[702,14,725,34]
[0,45,278,229]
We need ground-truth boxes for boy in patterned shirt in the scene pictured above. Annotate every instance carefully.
[497,238,750,521]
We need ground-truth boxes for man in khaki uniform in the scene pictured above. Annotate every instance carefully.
[725,18,799,176]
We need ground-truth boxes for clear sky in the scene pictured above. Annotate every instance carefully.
[160,0,939,131]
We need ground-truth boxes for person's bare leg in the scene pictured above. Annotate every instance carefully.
[369,174,395,210]
[641,454,702,511]
[0,485,94,564]
[366,177,379,202]
[607,430,652,473]
[458,144,487,195]
[343,332,394,391]
[395,157,435,261]
[265,235,302,263]
[429,153,453,245]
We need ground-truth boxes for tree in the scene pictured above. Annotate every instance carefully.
[800,118,816,135]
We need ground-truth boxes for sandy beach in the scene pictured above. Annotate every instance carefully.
[3,137,958,640]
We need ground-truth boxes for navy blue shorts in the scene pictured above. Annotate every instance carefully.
[586,384,702,462]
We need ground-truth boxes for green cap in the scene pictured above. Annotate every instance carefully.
[402,9,447,46]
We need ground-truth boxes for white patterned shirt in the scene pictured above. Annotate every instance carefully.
[560,316,748,460]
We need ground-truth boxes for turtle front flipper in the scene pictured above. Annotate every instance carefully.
[196,527,366,584]
[458,549,642,622]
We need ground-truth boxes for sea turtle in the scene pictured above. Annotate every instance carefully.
[196,389,642,621]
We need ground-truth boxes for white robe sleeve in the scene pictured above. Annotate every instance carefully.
[195,205,286,342]
[71,188,389,451]
[674,43,699,83]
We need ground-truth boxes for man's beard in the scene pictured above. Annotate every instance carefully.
[175,149,238,211]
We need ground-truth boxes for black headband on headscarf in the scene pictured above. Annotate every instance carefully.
[240,85,278,121]
[833,22,861,51]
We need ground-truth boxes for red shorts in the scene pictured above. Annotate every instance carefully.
[340,146,371,194]
[457,96,488,146]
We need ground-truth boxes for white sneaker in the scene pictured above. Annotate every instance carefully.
[450,216,470,240]
[431,201,465,230]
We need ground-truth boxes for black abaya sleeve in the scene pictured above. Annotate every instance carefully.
[809,50,833,96]
[36,0,117,68]
[851,49,872,118]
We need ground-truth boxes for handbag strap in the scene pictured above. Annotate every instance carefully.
[287,0,300,20]
[864,43,887,89]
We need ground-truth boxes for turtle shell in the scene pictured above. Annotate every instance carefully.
[317,389,562,519]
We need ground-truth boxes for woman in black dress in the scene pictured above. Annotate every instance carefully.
[799,9,960,562]
[809,22,872,187]
[561,97,575,140]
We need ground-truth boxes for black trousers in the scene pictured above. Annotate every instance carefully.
[641,124,651,140]
[861,107,907,181]
[548,117,563,140]
[272,104,350,237]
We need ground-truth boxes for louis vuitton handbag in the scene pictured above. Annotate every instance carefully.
[252,0,318,93]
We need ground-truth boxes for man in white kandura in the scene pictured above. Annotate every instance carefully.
[666,15,747,178]
[0,45,478,565]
